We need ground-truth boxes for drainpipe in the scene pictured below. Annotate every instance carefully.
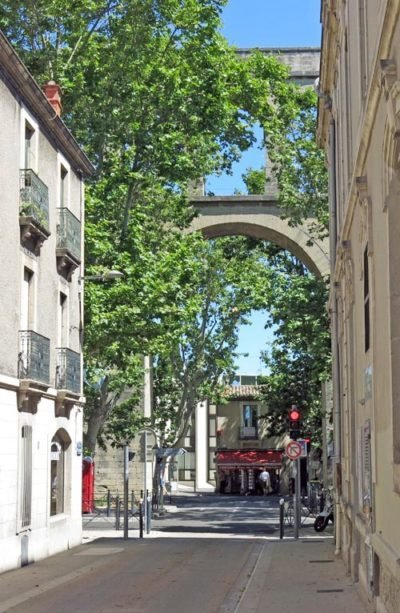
[328,118,342,555]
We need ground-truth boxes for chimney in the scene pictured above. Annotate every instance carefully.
[42,81,62,117]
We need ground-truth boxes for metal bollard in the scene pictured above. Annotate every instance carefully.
[139,498,144,538]
[115,495,121,530]
[279,498,285,540]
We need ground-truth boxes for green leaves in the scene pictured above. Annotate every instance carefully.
[4,2,329,452]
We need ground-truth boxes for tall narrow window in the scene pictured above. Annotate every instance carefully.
[241,404,258,439]
[24,123,35,170]
[60,165,68,207]
[20,425,32,528]
[242,404,258,428]
[20,268,33,331]
[50,435,65,516]
[58,292,68,348]
[364,246,370,351]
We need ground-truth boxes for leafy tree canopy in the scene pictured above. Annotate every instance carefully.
[1,1,330,451]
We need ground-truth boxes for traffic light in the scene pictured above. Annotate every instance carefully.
[288,405,301,440]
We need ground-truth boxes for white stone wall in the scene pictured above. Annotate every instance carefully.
[0,47,85,571]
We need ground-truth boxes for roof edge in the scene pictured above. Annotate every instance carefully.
[0,31,94,178]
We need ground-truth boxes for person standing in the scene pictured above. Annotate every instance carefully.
[259,467,271,495]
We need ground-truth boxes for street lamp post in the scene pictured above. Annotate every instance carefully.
[81,270,125,282]
[137,427,159,533]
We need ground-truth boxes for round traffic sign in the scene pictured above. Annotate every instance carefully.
[285,440,302,460]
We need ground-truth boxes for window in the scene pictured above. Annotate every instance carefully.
[20,425,32,528]
[20,268,34,331]
[60,165,68,207]
[58,292,68,348]
[24,122,35,170]
[242,404,258,428]
[50,431,70,516]
[364,246,370,352]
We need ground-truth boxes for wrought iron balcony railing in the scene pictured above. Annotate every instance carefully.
[239,425,259,440]
[18,331,50,385]
[19,169,50,231]
[56,348,81,394]
[56,208,81,263]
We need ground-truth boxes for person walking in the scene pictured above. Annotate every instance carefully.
[259,467,271,495]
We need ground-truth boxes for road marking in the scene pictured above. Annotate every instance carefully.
[218,543,266,613]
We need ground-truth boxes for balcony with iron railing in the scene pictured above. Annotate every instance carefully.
[238,425,259,440]
[56,208,81,278]
[19,169,50,249]
[56,348,81,395]
[18,330,50,385]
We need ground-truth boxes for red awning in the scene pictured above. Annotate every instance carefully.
[215,449,283,468]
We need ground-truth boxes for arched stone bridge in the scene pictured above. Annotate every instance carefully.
[190,194,330,278]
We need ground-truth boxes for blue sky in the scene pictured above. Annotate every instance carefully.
[216,0,322,374]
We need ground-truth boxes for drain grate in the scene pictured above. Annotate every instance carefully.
[316,589,344,593]
[309,560,334,563]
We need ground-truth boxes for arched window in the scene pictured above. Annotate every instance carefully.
[50,429,71,516]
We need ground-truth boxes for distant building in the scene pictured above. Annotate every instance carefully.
[177,375,293,494]
[0,31,93,572]
[319,2,400,611]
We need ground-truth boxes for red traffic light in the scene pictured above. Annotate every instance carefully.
[288,407,301,421]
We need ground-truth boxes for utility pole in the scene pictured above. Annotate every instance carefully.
[294,457,301,539]
[123,443,129,539]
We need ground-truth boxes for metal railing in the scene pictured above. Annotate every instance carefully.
[19,169,49,231]
[56,208,81,262]
[56,347,81,394]
[18,330,50,384]
[239,425,258,439]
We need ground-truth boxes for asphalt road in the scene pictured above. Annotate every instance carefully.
[151,493,282,536]
[0,494,364,613]
[82,493,302,537]
[4,538,267,613]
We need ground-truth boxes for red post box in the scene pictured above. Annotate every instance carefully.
[82,458,95,513]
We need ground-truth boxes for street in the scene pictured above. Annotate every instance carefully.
[0,493,365,613]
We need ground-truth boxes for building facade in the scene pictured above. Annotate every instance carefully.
[318,2,400,611]
[0,32,92,572]
[176,377,296,495]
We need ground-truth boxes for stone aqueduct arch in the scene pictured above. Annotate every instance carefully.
[188,48,330,281]
[188,48,331,491]
[191,195,330,494]
[190,194,330,278]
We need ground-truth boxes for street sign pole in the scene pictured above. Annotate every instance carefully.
[294,457,301,539]
[143,430,147,527]
[123,444,129,540]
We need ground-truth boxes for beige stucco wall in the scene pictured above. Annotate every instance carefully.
[319,1,400,609]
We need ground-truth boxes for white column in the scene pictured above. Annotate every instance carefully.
[195,400,214,492]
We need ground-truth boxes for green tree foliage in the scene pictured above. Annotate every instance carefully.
[150,235,269,446]
[257,247,330,448]
[269,88,329,238]
[2,2,329,451]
